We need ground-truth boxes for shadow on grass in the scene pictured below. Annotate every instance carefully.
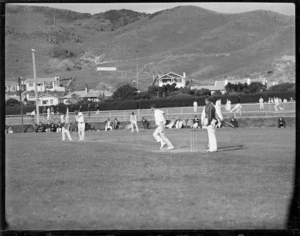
[217,145,245,152]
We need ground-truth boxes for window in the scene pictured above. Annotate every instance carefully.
[28,83,34,87]
[50,99,53,104]
[43,101,47,105]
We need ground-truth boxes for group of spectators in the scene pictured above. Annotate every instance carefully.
[35,121,64,133]
[164,115,239,129]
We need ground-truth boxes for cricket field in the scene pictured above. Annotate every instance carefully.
[5,127,295,230]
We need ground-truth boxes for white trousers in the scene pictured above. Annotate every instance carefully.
[62,127,72,141]
[259,103,264,109]
[153,125,174,148]
[206,125,217,152]
[105,125,112,131]
[274,103,283,111]
[78,123,85,140]
[131,122,139,132]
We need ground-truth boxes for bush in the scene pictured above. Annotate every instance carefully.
[5,91,295,115]
[6,98,20,106]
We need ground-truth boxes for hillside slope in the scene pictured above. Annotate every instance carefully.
[5,5,295,91]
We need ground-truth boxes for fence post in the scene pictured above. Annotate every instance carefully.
[124,110,126,122]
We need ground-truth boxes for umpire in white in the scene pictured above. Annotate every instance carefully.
[201,97,222,152]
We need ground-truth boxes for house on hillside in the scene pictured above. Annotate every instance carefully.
[5,81,23,93]
[191,80,227,94]
[22,91,65,105]
[155,72,187,88]
[63,86,113,104]
[24,76,65,92]
[38,93,62,106]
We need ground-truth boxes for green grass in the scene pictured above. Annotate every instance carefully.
[5,127,295,230]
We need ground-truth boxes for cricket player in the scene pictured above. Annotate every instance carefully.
[230,103,242,115]
[75,110,85,141]
[225,99,231,111]
[193,100,198,113]
[105,118,113,131]
[151,105,174,150]
[215,99,223,128]
[274,97,283,111]
[259,97,264,109]
[130,112,139,133]
[201,97,222,152]
[61,112,72,141]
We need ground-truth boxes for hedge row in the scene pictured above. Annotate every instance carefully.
[6,91,295,115]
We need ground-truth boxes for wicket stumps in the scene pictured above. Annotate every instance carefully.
[190,129,199,152]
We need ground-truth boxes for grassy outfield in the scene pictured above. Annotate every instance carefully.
[5,127,295,230]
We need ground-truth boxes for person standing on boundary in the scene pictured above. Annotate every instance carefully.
[193,100,198,113]
[259,97,264,109]
[75,110,85,141]
[130,112,139,133]
[61,112,72,141]
[151,105,174,150]
[201,97,219,152]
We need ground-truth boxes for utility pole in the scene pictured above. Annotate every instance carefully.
[18,77,24,133]
[136,64,139,91]
[31,49,39,124]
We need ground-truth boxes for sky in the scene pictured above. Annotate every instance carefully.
[15,2,295,16]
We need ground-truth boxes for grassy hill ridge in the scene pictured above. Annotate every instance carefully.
[5,4,295,91]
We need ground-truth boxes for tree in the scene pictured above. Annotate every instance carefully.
[247,82,266,93]
[148,85,162,97]
[195,88,211,96]
[213,90,223,96]
[113,84,138,100]
[6,98,20,106]
[268,83,295,92]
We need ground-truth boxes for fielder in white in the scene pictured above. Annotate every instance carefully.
[130,112,139,133]
[151,105,174,150]
[201,97,223,152]
[215,99,223,128]
[75,111,85,141]
[259,97,264,109]
[60,113,72,141]
[274,97,283,111]
[230,103,242,115]
[193,100,198,113]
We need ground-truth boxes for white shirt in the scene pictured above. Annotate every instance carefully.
[76,112,84,123]
[130,115,137,123]
[154,109,166,126]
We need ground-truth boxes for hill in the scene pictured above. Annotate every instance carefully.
[5,5,295,91]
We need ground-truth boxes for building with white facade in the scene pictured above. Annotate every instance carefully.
[38,94,61,106]
[156,72,186,88]
[24,77,65,92]
[63,86,113,104]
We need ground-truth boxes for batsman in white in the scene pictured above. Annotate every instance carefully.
[151,105,174,150]
[60,112,73,141]
[75,110,85,141]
